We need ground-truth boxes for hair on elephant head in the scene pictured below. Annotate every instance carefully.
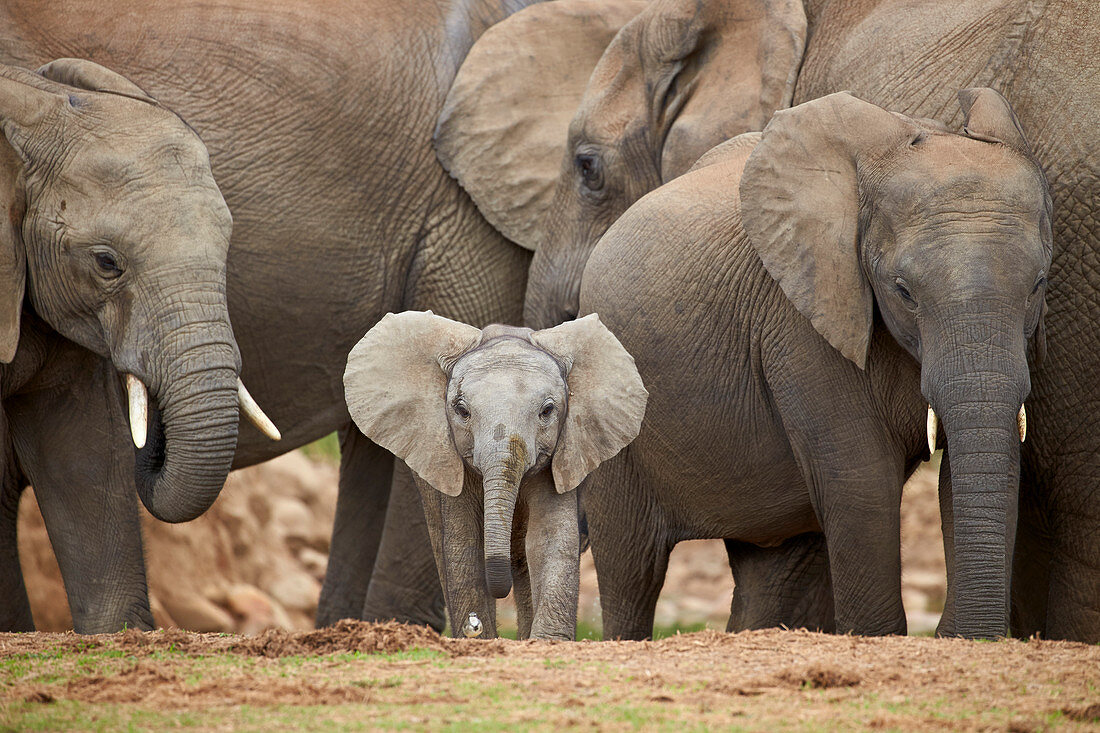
[435,0,806,328]
[0,59,278,523]
[344,310,647,618]
[739,89,1051,637]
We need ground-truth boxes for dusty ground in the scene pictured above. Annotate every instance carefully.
[1,621,1097,731]
[18,448,947,636]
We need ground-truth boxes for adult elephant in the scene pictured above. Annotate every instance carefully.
[0,59,275,633]
[791,0,1100,642]
[0,0,538,632]
[580,90,1051,639]
[437,0,836,634]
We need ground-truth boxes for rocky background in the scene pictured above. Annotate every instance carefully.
[17,449,946,635]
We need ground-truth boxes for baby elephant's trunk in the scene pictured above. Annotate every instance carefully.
[481,435,529,598]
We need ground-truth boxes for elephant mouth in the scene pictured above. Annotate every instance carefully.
[134,399,166,479]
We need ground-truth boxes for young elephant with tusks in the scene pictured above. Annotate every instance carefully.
[344,311,646,639]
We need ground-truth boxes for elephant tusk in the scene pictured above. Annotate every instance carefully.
[462,611,483,638]
[1018,404,1026,443]
[125,374,148,450]
[927,405,938,455]
[237,378,281,441]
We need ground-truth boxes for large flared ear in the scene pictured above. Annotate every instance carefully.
[435,0,646,250]
[0,152,24,364]
[36,58,159,106]
[637,0,806,180]
[530,314,647,493]
[0,65,72,363]
[344,311,481,496]
[740,92,917,369]
[958,87,1031,155]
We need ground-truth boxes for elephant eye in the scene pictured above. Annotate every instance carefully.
[1032,274,1046,296]
[894,277,915,305]
[539,402,555,419]
[92,250,124,279]
[575,153,604,191]
[453,401,470,421]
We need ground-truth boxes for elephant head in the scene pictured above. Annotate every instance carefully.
[739,90,1052,638]
[435,0,806,327]
[344,311,647,601]
[0,60,278,523]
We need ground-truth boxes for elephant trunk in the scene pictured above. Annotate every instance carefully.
[480,435,529,598]
[925,316,1028,639]
[133,287,242,524]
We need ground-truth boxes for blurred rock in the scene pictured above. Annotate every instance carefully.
[162,594,233,633]
[18,451,338,633]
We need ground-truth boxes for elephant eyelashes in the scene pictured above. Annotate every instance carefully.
[894,278,916,305]
[92,250,124,279]
[1032,275,1046,296]
[539,402,555,419]
[575,153,604,191]
[453,400,471,421]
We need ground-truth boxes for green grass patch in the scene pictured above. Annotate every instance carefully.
[300,432,341,464]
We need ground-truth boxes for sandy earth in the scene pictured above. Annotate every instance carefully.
[17,451,947,636]
[1,621,1097,731]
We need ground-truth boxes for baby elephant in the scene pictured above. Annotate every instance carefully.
[344,311,647,639]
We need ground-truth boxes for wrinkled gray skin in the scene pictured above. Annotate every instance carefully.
[0,0,539,632]
[580,91,1050,639]
[344,312,646,639]
[793,0,1100,643]
[0,60,246,633]
[438,0,832,633]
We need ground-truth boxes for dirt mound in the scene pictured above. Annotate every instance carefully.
[231,619,451,657]
[0,620,449,659]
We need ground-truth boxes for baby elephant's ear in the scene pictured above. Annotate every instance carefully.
[531,314,648,493]
[344,311,480,496]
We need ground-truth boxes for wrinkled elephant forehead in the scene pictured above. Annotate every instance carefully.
[451,338,566,385]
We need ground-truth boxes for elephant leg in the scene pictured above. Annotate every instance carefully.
[0,425,33,632]
[361,461,445,631]
[524,471,579,641]
[725,533,835,633]
[585,451,669,640]
[414,473,497,638]
[510,494,533,640]
[316,425,394,627]
[807,461,906,637]
[8,360,153,633]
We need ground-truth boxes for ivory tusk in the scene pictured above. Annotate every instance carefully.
[237,378,281,441]
[1018,404,1026,443]
[927,405,938,455]
[125,374,148,450]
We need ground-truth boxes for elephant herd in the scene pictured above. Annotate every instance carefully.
[0,0,1096,644]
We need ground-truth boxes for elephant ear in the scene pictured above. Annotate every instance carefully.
[628,0,805,180]
[958,87,1031,155]
[740,92,917,369]
[36,58,159,106]
[530,314,648,493]
[344,311,481,496]
[0,65,78,363]
[435,0,646,250]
